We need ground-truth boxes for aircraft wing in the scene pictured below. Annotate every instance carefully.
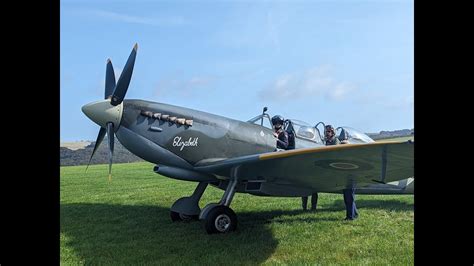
[195,140,414,192]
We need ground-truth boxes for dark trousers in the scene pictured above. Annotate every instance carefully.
[343,188,358,219]
[302,193,318,210]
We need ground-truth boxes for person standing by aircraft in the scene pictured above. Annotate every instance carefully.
[271,115,289,150]
[324,125,358,220]
[302,193,318,211]
[342,187,358,220]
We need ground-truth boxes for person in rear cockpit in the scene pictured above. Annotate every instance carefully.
[324,124,340,145]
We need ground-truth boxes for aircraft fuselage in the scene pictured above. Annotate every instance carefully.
[117,99,279,168]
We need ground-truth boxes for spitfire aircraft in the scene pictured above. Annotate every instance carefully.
[82,44,414,234]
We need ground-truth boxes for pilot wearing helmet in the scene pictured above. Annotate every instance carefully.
[325,124,358,220]
[271,115,289,150]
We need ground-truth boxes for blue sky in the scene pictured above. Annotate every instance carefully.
[60,0,413,141]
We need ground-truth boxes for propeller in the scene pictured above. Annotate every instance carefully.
[106,122,115,181]
[105,59,116,99]
[85,127,106,172]
[84,43,138,180]
[111,43,138,106]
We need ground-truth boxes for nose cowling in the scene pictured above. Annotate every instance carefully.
[82,99,123,128]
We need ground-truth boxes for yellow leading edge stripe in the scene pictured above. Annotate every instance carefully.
[258,140,410,161]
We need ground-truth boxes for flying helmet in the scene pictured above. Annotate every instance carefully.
[325,124,335,136]
[271,115,285,126]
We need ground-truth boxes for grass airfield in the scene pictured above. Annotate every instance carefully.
[61,158,413,265]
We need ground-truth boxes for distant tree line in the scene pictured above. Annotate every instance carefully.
[60,138,143,166]
[367,129,414,140]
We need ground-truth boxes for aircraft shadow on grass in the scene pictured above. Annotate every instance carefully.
[61,203,279,264]
[61,199,412,264]
[328,198,414,212]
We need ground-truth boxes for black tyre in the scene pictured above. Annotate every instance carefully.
[204,206,237,234]
[170,210,182,222]
[170,211,199,222]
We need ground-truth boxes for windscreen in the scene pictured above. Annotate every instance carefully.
[289,119,323,143]
[337,126,375,143]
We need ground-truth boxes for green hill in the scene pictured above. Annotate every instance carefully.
[60,137,143,166]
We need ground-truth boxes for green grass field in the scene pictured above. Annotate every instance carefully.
[61,159,414,265]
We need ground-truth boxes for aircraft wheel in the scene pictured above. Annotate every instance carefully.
[170,211,198,222]
[204,206,237,234]
[170,210,182,222]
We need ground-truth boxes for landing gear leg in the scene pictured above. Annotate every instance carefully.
[170,182,208,222]
[200,167,239,234]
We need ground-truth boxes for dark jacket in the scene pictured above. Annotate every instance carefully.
[276,130,289,149]
[325,137,340,146]
[287,130,295,150]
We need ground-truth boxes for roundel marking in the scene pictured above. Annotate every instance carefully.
[329,162,359,170]
[314,159,373,171]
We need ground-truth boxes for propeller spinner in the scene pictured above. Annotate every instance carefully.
[82,43,138,180]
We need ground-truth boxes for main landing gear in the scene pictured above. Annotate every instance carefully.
[170,171,239,234]
[169,182,207,222]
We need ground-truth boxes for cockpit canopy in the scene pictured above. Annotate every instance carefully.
[287,119,323,144]
[336,126,375,144]
[247,111,374,144]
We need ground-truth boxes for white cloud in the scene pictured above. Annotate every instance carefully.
[87,9,187,27]
[327,83,355,101]
[258,66,356,102]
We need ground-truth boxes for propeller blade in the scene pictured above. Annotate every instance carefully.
[86,127,106,172]
[105,59,116,99]
[106,122,115,181]
[110,43,138,106]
